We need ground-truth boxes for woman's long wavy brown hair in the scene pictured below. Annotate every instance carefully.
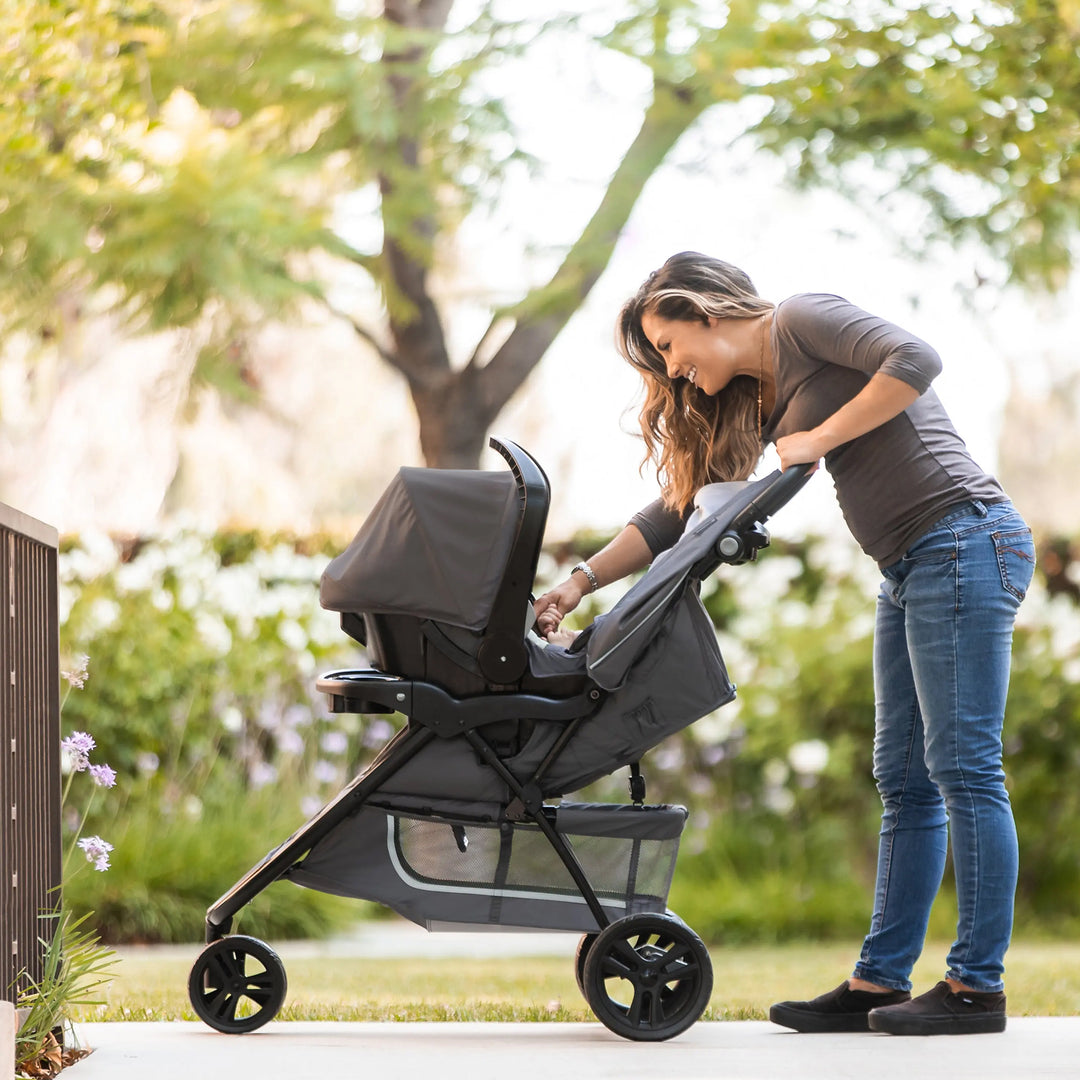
[616,252,775,513]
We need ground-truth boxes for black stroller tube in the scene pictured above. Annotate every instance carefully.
[463,728,613,932]
[730,462,816,530]
[204,724,439,941]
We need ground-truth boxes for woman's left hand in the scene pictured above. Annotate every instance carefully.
[776,373,922,471]
[775,430,828,471]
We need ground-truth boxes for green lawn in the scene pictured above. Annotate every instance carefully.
[77,939,1080,1023]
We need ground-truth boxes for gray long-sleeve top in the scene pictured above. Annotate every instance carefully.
[629,293,1005,569]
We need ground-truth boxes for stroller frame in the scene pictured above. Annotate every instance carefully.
[189,438,813,1042]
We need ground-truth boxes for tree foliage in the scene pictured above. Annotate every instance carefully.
[4,0,1080,464]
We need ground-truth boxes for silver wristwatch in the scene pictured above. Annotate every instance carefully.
[571,561,599,593]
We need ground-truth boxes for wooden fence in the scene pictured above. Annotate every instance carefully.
[0,503,60,1002]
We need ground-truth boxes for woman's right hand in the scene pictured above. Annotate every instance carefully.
[533,578,587,638]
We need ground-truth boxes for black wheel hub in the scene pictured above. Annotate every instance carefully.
[188,935,288,1035]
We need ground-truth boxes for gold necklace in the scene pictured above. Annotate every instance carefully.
[757,314,766,447]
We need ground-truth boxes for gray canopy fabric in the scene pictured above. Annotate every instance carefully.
[320,468,520,631]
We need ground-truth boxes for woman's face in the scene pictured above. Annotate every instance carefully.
[639,310,758,397]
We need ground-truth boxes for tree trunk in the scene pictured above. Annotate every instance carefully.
[381,81,707,469]
[409,368,493,468]
[368,3,710,469]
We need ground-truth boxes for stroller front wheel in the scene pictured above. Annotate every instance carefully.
[188,935,287,1034]
[581,913,712,1041]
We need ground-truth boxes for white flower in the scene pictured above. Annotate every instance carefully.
[277,618,309,656]
[313,760,339,785]
[86,597,120,633]
[763,758,790,787]
[220,706,244,734]
[136,751,160,775]
[151,588,174,613]
[789,739,830,776]
[283,705,312,728]
[763,786,795,815]
[61,654,90,689]
[361,719,394,748]
[194,611,232,656]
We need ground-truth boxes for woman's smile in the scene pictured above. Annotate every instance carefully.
[640,310,767,397]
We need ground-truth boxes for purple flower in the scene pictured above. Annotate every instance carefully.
[320,731,348,755]
[61,731,96,772]
[61,655,90,689]
[249,762,278,789]
[89,763,117,788]
[77,835,113,872]
[362,719,394,749]
[312,760,339,785]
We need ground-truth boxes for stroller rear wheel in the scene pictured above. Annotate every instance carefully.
[188,935,287,1034]
[581,913,712,1041]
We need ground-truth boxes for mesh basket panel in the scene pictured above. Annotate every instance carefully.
[394,815,678,903]
[396,817,504,886]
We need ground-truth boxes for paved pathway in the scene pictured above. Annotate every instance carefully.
[65,924,1080,1080]
[69,1017,1080,1080]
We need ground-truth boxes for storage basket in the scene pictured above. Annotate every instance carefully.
[289,801,688,933]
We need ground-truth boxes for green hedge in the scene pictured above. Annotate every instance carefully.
[58,527,1080,943]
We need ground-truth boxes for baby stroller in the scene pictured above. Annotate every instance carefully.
[188,437,812,1041]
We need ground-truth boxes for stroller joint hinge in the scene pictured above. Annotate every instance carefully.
[628,762,646,806]
[505,782,543,820]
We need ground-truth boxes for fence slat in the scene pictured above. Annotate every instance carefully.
[0,503,60,1003]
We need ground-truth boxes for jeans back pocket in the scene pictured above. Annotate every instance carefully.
[992,527,1035,601]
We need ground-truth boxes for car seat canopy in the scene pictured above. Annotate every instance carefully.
[320,467,520,631]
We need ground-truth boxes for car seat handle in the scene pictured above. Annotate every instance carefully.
[481,436,552,683]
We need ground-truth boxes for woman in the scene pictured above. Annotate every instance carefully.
[533,251,1035,1036]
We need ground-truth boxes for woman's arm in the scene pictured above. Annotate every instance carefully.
[533,523,653,637]
[776,371,921,469]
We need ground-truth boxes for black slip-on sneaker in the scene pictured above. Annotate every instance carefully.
[769,981,912,1033]
[868,981,1007,1036]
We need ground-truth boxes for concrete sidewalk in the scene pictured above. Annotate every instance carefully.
[67,1017,1080,1080]
[61,925,1080,1079]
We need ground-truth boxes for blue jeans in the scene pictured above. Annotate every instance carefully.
[852,499,1035,993]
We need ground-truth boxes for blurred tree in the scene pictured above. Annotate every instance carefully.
[3,0,1079,466]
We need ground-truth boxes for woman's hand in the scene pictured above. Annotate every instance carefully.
[777,373,922,470]
[533,578,587,638]
[775,430,828,471]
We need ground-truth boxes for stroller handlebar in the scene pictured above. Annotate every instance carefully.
[692,462,816,573]
[730,462,816,530]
